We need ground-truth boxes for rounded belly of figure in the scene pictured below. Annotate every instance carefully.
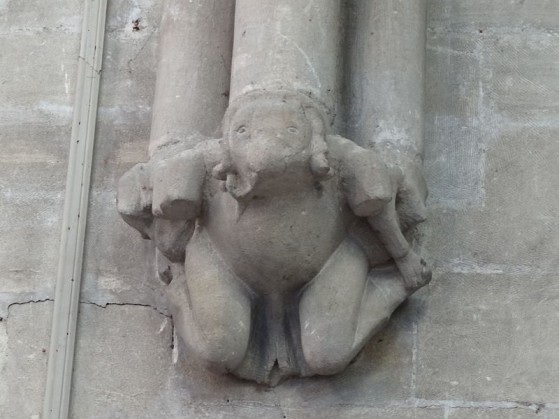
[205,187,347,294]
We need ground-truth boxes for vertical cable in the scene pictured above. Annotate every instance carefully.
[42,1,107,417]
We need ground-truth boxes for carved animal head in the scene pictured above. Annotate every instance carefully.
[214,90,333,199]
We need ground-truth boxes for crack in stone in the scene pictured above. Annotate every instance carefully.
[268,386,287,419]
[80,299,170,319]
[409,399,548,412]
[126,28,157,74]
[3,298,54,320]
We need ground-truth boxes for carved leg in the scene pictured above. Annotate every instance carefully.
[299,238,414,376]
[166,226,252,373]
[299,238,369,375]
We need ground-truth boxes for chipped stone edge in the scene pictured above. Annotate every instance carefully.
[42,1,108,418]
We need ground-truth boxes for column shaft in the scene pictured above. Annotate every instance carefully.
[345,0,426,158]
[231,0,344,123]
[149,0,236,155]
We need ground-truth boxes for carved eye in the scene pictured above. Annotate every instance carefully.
[287,126,298,134]
[236,125,247,134]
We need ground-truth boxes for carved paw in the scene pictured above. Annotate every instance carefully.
[395,251,432,291]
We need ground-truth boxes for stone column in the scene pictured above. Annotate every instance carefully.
[345,0,427,160]
[148,0,236,155]
[230,0,344,126]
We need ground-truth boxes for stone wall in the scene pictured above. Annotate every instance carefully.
[0,0,82,417]
[1,0,559,418]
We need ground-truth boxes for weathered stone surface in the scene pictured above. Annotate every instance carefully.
[427,0,559,32]
[415,2,559,414]
[424,25,559,209]
[97,33,159,112]
[0,0,81,32]
[70,304,172,418]
[426,127,559,273]
[447,408,541,419]
[0,33,80,108]
[415,273,559,402]
[0,125,67,296]
[423,1,559,276]
[0,302,52,419]
[0,13,80,297]
[0,190,62,296]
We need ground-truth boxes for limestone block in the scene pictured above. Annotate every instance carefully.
[424,17,559,272]
[416,273,559,402]
[0,301,52,419]
[70,304,172,418]
[424,127,559,272]
[424,24,559,210]
[0,0,82,32]
[0,124,69,294]
[423,31,487,209]
[427,0,559,32]
[482,34,559,125]
[0,33,80,108]
[447,408,541,418]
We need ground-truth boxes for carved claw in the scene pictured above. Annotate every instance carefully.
[395,251,432,291]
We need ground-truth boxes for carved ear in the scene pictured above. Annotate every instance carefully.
[304,106,333,180]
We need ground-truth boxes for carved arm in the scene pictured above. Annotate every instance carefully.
[117,147,207,264]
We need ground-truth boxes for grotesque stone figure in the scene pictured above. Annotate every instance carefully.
[118,90,430,384]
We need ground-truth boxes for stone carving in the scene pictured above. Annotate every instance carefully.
[118,89,430,384]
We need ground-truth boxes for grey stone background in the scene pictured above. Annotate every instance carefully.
[1,0,558,418]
